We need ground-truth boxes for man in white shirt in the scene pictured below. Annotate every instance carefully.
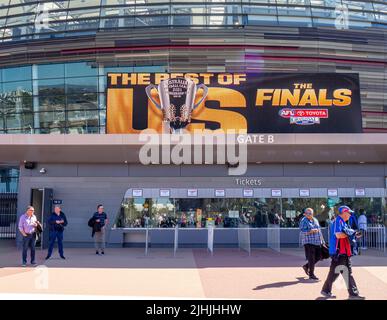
[18,206,38,267]
[357,209,367,250]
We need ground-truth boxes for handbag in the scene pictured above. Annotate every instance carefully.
[320,243,330,260]
[318,228,330,260]
[36,221,43,234]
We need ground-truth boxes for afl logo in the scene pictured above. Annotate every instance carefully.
[279,109,294,119]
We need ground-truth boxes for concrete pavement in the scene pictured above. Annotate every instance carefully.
[0,241,386,300]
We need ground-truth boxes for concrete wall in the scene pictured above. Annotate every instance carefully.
[16,163,387,246]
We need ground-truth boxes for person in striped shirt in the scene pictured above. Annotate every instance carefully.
[299,207,325,280]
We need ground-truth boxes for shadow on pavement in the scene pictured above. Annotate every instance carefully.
[315,296,337,300]
[253,277,315,290]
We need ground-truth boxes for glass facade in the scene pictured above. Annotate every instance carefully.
[0,0,386,43]
[0,62,165,133]
[0,2,386,132]
[115,196,386,229]
[0,167,19,192]
[1,60,387,133]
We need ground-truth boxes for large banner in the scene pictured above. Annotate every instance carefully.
[107,73,362,133]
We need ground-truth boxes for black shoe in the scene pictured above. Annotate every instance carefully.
[60,256,66,260]
[96,251,99,255]
[101,251,104,255]
[45,256,51,260]
[321,291,333,298]
[309,274,319,281]
[302,265,309,276]
[348,295,365,300]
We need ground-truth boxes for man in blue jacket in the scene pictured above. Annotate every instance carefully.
[45,205,68,260]
[321,206,364,299]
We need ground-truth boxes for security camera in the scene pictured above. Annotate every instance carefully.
[39,168,46,174]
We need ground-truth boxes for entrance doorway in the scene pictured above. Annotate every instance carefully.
[30,188,53,248]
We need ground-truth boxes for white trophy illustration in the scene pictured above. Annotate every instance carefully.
[146,77,208,133]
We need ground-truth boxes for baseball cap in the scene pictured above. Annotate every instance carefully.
[338,205,354,214]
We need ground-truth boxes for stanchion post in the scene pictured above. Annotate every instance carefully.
[145,228,149,256]
[208,226,214,256]
[174,225,178,257]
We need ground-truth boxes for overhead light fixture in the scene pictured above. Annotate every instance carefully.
[226,162,239,168]
[24,162,36,170]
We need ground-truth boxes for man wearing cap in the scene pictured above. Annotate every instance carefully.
[299,208,325,280]
[321,206,364,299]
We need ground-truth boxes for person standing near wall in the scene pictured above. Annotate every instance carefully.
[46,205,68,260]
[18,206,38,267]
[357,209,368,250]
[299,208,325,280]
[92,204,109,255]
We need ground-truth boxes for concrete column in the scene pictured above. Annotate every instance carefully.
[98,64,106,133]
[32,64,40,133]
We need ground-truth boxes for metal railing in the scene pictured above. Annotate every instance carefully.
[360,225,386,253]
[116,225,385,256]
[0,193,18,239]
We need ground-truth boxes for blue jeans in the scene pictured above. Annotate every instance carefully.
[22,233,36,264]
[47,231,64,257]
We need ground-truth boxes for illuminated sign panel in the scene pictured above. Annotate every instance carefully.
[107,73,362,133]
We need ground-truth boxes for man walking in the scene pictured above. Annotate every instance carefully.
[321,206,364,299]
[18,206,38,267]
[46,205,68,260]
[299,208,325,280]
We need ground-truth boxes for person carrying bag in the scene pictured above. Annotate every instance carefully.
[299,208,326,281]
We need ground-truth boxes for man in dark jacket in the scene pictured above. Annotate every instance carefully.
[45,205,68,260]
[91,204,108,255]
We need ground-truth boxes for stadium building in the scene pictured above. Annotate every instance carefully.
[0,0,386,248]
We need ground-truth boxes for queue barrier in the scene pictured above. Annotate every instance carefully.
[237,225,251,256]
[360,225,386,253]
[119,225,385,256]
[267,224,280,253]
